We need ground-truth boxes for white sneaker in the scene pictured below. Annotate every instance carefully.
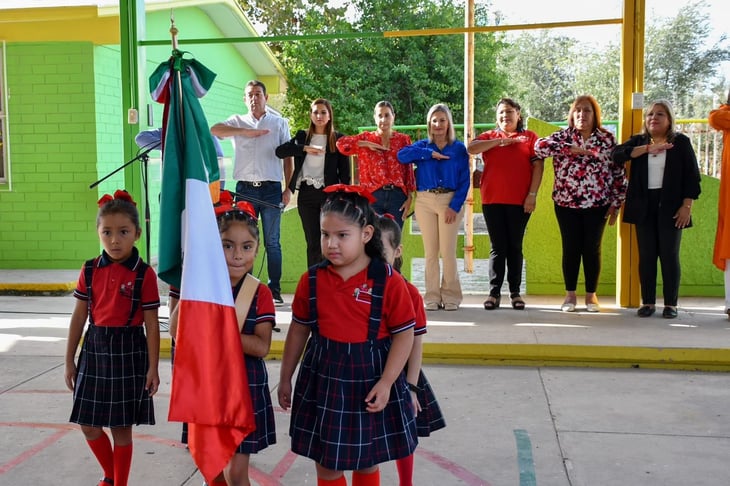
[585,303,600,313]
[425,302,440,311]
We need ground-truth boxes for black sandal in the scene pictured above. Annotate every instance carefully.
[483,295,501,310]
[510,293,525,310]
[100,479,114,485]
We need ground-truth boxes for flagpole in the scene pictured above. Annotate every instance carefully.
[170,10,179,50]
[170,12,185,144]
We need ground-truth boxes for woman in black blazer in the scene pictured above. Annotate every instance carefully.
[276,98,350,267]
[612,100,701,319]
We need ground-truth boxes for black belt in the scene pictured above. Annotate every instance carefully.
[426,187,454,194]
[238,180,275,187]
[380,184,397,191]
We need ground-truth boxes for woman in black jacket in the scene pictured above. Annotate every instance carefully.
[276,98,350,267]
[612,100,701,319]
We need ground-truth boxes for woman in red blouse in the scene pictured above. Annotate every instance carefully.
[468,98,544,310]
[337,101,416,227]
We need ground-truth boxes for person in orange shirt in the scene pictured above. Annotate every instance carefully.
[709,90,730,319]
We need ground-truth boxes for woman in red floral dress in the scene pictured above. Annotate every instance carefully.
[337,101,416,227]
[534,95,626,313]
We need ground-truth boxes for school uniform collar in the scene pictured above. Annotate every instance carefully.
[98,247,142,271]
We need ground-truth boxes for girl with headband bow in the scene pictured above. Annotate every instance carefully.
[64,189,161,486]
[171,190,277,485]
[279,185,418,486]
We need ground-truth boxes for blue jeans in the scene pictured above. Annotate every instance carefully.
[371,187,408,228]
[235,181,282,293]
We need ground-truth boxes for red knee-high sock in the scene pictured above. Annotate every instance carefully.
[396,454,414,486]
[86,433,114,481]
[352,469,380,486]
[317,476,348,486]
[113,443,133,486]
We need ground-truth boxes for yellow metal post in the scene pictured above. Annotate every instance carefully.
[119,0,146,258]
[463,0,475,273]
[617,0,645,307]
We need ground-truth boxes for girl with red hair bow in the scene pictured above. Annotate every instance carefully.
[278,185,418,486]
[64,190,161,486]
[171,190,277,485]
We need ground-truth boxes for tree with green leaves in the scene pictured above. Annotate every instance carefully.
[238,0,508,134]
[239,0,727,128]
[501,1,728,122]
[499,31,579,123]
[644,1,730,118]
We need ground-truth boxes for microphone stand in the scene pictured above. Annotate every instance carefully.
[231,189,284,211]
[89,145,157,259]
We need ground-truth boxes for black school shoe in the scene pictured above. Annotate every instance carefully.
[662,306,678,319]
[636,305,655,318]
[271,290,284,306]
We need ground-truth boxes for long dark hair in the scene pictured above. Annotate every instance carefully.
[375,214,403,272]
[321,191,384,262]
[306,98,337,152]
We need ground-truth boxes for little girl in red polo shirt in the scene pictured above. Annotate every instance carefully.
[64,190,160,486]
[375,214,446,486]
[278,184,418,486]
[170,191,277,485]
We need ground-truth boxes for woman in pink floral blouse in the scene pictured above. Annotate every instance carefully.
[337,101,417,227]
[534,95,627,313]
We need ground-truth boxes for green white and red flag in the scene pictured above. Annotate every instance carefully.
[151,50,254,483]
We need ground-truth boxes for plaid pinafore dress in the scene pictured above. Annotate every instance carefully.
[409,368,446,437]
[233,282,276,454]
[69,257,155,427]
[289,260,418,470]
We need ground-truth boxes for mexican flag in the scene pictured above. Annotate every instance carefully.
[152,51,255,483]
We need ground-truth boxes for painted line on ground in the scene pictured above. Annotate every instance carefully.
[416,447,492,485]
[1,421,491,484]
[0,428,71,474]
[514,429,537,486]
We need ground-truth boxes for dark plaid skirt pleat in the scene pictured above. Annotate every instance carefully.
[170,339,188,443]
[290,334,418,471]
[70,324,154,427]
[236,355,276,454]
[414,370,446,437]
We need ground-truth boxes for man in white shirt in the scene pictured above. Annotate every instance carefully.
[211,80,293,305]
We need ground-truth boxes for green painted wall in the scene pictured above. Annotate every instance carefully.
[0,42,101,269]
